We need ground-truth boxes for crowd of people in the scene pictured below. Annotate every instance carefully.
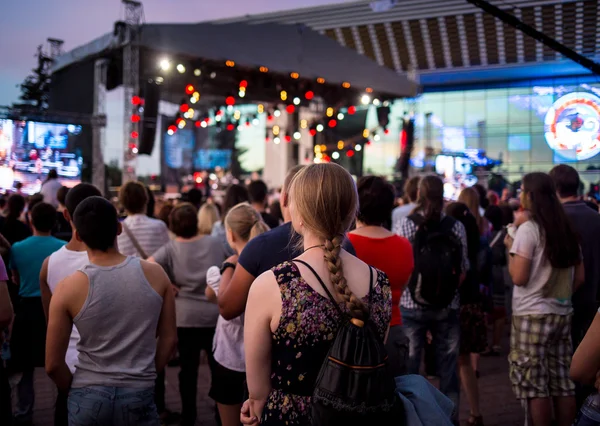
[0,162,598,426]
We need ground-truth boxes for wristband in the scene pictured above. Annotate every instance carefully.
[220,262,236,275]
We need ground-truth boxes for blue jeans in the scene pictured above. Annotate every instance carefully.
[401,307,460,415]
[575,394,600,426]
[68,386,159,426]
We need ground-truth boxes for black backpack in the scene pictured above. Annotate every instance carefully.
[407,214,463,309]
[294,260,401,426]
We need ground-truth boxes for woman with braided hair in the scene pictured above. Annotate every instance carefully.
[242,163,392,426]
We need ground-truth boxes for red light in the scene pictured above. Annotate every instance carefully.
[328,119,337,128]
[131,96,141,105]
[239,80,248,89]
[400,129,407,150]
[366,140,372,145]
[180,104,189,113]
[185,85,195,95]
[285,135,292,143]
[286,105,295,114]
[265,137,270,143]
[131,114,141,123]
[348,106,356,115]
[168,125,177,133]
[226,124,235,131]
[216,110,223,116]
[131,131,139,139]
[323,155,331,163]
[225,96,235,106]
[305,91,314,100]
[195,121,201,128]
[267,115,273,121]
[346,149,355,157]
[384,128,390,135]
[176,117,184,125]
[309,129,317,137]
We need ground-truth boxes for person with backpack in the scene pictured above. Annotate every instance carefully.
[396,175,468,419]
[241,163,397,426]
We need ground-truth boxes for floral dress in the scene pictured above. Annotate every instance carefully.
[261,261,392,426]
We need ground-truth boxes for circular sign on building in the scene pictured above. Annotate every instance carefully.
[544,92,600,161]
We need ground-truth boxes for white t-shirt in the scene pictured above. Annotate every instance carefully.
[510,221,574,316]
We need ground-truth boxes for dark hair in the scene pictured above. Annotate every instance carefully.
[6,194,25,220]
[499,204,514,226]
[270,200,284,223]
[57,186,69,207]
[356,175,395,226]
[73,196,119,252]
[15,182,23,190]
[145,186,156,218]
[223,184,249,218]
[169,203,198,239]
[119,181,148,215]
[186,188,203,209]
[157,203,174,227]
[28,193,44,212]
[484,205,503,231]
[65,183,102,218]
[473,183,489,209]
[413,175,444,223]
[47,169,58,180]
[404,176,420,203]
[0,197,6,209]
[549,164,580,199]
[522,172,580,269]
[446,202,480,271]
[248,180,269,205]
[585,200,599,212]
[31,202,57,233]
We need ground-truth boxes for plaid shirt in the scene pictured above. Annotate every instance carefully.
[393,213,469,310]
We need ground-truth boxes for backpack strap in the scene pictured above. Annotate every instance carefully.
[122,223,149,260]
[293,259,346,318]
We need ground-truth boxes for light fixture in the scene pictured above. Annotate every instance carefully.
[293,97,301,105]
[194,69,201,76]
[190,97,197,104]
[373,98,381,106]
[239,90,246,98]
[178,120,186,129]
[259,66,269,73]
[257,104,264,113]
[361,94,371,105]
[363,129,369,138]
[273,125,280,135]
[355,144,362,151]
[132,147,138,154]
[280,91,288,101]
[274,110,281,117]
[300,119,308,129]
[177,64,186,73]
[316,124,324,132]
[274,137,281,144]
[326,107,334,117]
[252,118,260,126]
[337,113,344,120]
[374,134,381,141]
[193,92,200,100]
[337,141,344,150]
[383,100,390,107]
[342,82,351,89]
[159,58,171,71]
[293,132,301,140]
[200,121,208,128]
[332,151,340,160]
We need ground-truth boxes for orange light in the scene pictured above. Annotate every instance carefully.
[185,85,195,95]
[259,66,269,73]
[317,77,325,84]
[366,87,373,93]
[225,60,235,67]
[290,72,299,79]
[342,82,351,89]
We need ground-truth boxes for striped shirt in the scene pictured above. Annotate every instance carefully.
[393,213,468,310]
[117,214,170,259]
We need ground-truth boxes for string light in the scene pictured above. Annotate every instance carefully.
[190,97,197,104]
[274,110,281,117]
[374,134,381,141]
[257,104,264,113]
[337,141,344,150]
[337,113,344,120]
[167,125,176,135]
[348,106,356,115]
[225,96,235,106]
[273,125,280,136]
[253,118,260,126]
[355,144,362,151]
[131,96,141,105]
[290,72,299,79]
[293,132,301,140]
[274,137,281,144]
[316,124,324,132]
[328,119,337,128]
[285,135,292,143]
[234,110,241,120]
[361,94,371,105]
[320,144,327,151]
[185,85,195,95]
[239,80,248,89]
[286,105,295,114]
[309,129,317,136]
[305,91,314,100]
[178,120,186,129]
[280,91,288,101]
[238,91,246,98]
[131,114,140,123]
[293,97,301,105]
[180,104,189,113]
[317,77,325,84]
[326,107,334,117]
[194,69,201,76]
[373,98,381,106]
[342,82,351,89]
[177,64,186,73]
[366,87,373,93]
[346,150,355,157]
[201,121,208,128]
[131,131,139,139]
[332,151,340,160]
[193,92,200,100]
[363,129,369,138]
[159,59,171,71]
[260,66,269,73]
[226,123,235,131]
[225,60,235,67]
[300,119,308,129]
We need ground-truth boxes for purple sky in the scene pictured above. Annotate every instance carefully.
[0,0,350,106]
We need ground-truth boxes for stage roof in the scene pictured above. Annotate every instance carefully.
[53,21,417,98]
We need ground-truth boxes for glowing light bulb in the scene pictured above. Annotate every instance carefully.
[332,151,340,160]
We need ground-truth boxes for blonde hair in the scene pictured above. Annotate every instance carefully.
[225,202,270,242]
[290,163,366,320]
[197,203,220,235]
[458,187,483,234]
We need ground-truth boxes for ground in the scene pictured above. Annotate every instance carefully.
[28,350,524,426]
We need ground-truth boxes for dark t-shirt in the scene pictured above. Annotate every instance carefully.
[261,212,280,230]
[53,211,72,242]
[563,201,600,309]
[0,217,32,246]
[238,221,356,278]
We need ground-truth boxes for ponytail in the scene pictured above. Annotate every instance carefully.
[250,220,270,239]
[323,235,368,321]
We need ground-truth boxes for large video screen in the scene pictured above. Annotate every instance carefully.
[0,119,83,193]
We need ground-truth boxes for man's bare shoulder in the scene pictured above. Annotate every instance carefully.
[139,260,169,296]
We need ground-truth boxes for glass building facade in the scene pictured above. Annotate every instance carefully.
[363,75,600,187]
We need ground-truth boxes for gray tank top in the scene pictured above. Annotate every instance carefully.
[71,256,163,389]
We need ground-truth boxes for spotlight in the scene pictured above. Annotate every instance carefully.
[293,97,301,105]
[194,69,201,76]
[159,59,171,71]
[361,94,371,105]
[332,151,340,160]
[177,64,186,73]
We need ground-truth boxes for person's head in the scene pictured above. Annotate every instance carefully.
[64,183,102,224]
[281,165,305,221]
[458,187,483,233]
[289,163,364,320]
[356,175,395,227]
[119,181,148,215]
[145,186,156,218]
[31,202,57,234]
[499,204,515,226]
[413,175,444,223]
[73,196,121,252]
[56,186,69,208]
[247,180,269,208]
[404,176,420,203]
[0,196,6,211]
[197,203,219,235]
[269,200,284,223]
[28,193,44,213]
[6,194,25,219]
[157,203,174,227]
[473,183,489,210]
[222,184,250,218]
[224,202,270,253]
[549,164,580,200]
[521,172,580,269]
[47,169,58,180]
[187,188,203,209]
[487,190,499,207]
[169,203,199,239]
[484,205,504,231]
[15,182,23,191]
[446,202,480,265]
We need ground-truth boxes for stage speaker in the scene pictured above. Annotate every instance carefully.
[139,81,160,155]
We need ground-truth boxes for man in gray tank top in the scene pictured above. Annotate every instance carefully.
[45,196,177,426]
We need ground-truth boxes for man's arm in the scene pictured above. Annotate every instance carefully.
[45,276,76,392]
[40,257,51,321]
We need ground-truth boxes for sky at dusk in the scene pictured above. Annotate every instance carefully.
[0,0,352,106]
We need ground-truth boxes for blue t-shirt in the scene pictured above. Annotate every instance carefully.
[10,236,66,298]
[238,221,355,278]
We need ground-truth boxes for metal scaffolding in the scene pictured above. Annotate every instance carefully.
[121,0,144,184]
